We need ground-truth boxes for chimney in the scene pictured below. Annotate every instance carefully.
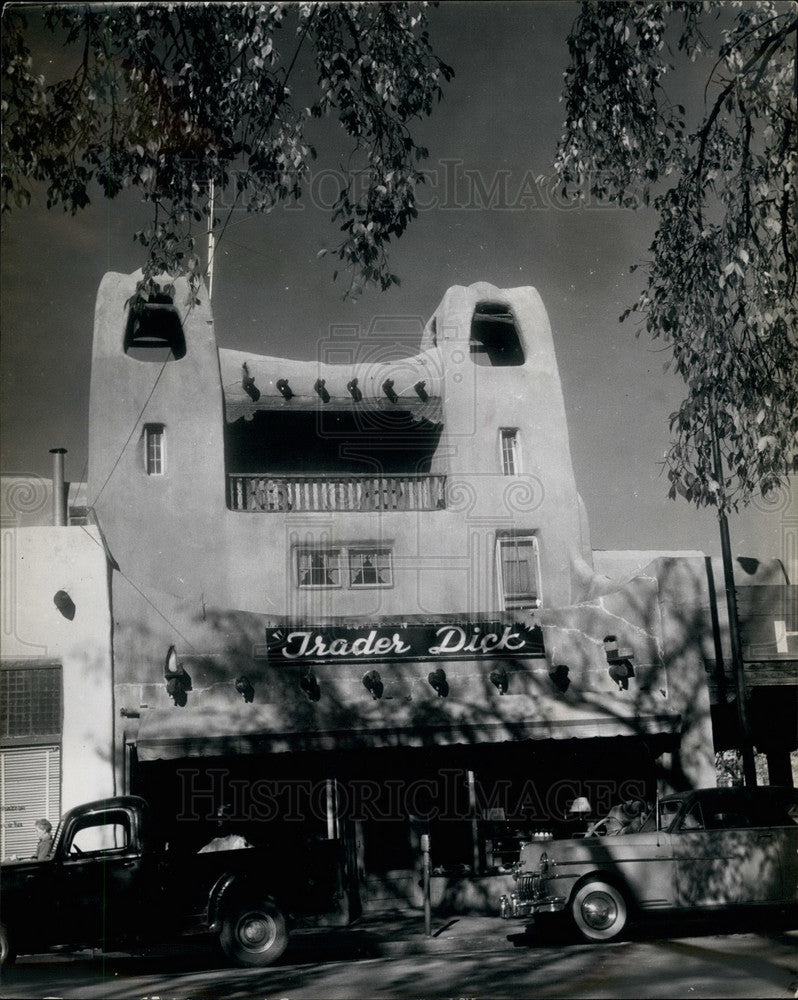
[50,448,67,526]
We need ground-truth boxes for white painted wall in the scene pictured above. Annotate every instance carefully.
[1,526,114,812]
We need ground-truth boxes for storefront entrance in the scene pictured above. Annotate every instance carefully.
[131,733,668,916]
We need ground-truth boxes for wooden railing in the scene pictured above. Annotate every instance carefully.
[228,473,446,512]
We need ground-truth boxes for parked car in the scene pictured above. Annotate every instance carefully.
[0,796,343,967]
[500,786,798,942]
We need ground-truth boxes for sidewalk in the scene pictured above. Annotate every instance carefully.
[287,912,529,961]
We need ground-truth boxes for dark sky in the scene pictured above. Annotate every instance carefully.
[0,2,789,571]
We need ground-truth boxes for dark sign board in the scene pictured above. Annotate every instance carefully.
[264,621,545,665]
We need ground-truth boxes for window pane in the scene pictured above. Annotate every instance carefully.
[1,666,62,739]
[145,426,164,475]
[298,550,340,588]
[504,554,532,595]
[70,819,129,854]
[499,537,539,608]
[349,549,392,587]
[0,745,61,860]
[500,429,519,475]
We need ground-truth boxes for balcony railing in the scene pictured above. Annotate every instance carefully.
[228,473,447,512]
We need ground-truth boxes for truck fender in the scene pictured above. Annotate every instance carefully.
[207,872,277,932]
[207,873,238,933]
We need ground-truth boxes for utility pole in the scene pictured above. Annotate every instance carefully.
[207,178,216,302]
[711,424,757,788]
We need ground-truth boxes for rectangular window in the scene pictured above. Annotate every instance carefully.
[0,746,61,860]
[1,664,62,740]
[144,424,165,476]
[297,549,342,588]
[497,535,541,609]
[295,545,394,590]
[500,428,520,475]
[349,549,393,588]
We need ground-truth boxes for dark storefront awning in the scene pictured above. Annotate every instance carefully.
[135,698,682,762]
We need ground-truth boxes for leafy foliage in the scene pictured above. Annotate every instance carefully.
[556,2,797,513]
[1,2,452,300]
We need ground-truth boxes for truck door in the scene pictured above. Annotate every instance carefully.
[56,806,145,945]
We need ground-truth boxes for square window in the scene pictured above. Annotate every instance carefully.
[349,549,393,588]
[297,549,341,588]
[497,535,541,609]
[144,425,165,476]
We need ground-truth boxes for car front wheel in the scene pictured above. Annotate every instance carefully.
[570,880,627,942]
[219,899,288,967]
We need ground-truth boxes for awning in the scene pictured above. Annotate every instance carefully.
[134,687,682,762]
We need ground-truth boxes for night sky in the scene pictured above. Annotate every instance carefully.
[1,2,791,575]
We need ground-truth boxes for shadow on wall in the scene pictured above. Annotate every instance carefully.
[114,556,722,802]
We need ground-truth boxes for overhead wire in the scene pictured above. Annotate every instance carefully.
[79,522,199,652]
[76,14,319,656]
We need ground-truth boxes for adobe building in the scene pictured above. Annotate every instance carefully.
[2,269,794,910]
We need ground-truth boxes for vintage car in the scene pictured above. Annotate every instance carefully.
[500,786,798,942]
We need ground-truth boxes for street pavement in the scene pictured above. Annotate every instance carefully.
[2,911,797,999]
[288,911,517,960]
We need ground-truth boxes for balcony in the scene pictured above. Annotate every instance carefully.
[228,473,447,512]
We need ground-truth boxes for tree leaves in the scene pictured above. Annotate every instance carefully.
[557,1,798,514]
[1,3,452,302]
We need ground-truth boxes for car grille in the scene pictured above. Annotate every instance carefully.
[515,873,542,902]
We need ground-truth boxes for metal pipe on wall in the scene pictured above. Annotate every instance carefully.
[50,448,67,526]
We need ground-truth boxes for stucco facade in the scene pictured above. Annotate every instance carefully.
[88,275,588,626]
[82,272,726,814]
[0,525,114,857]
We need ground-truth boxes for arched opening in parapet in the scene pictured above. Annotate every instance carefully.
[470,302,524,366]
[124,294,186,362]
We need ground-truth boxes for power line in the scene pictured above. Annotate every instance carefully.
[89,355,170,510]
[78,522,199,653]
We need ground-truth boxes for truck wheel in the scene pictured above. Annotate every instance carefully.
[219,899,287,967]
[570,880,627,942]
[0,923,16,966]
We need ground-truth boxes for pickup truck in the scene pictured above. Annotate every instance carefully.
[0,795,342,967]
[500,785,798,942]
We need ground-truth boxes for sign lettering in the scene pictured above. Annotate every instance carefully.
[265,621,544,665]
